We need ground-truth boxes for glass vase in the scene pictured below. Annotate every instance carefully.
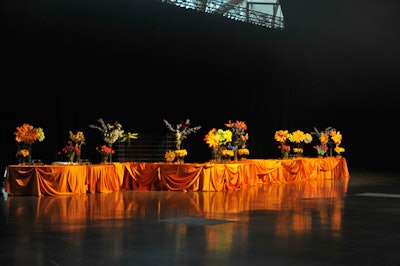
[67,152,76,164]
[212,147,222,163]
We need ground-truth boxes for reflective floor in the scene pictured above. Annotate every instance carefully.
[1,168,400,266]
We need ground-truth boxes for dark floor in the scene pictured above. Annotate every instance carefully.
[1,168,400,266]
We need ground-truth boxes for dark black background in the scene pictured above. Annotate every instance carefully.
[1,0,399,171]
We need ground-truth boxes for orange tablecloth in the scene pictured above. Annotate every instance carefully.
[6,164,88,196]
[5,158,350,196]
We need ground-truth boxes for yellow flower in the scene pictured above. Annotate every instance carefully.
[330,130,342,145]
[274,130,289,143]
[304,133,313,144]
[289,130,305,143]
[204,128,232,148]
[293,147,303,153]
[16,149,30,158]
[222,149,234,157]
[165,150,176,162]
[69,131,86,146]
[319,133,329,144]
[238,148,250,156]
[175,149,187,157]
[334,146,345,154]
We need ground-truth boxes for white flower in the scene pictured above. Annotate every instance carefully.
[89,118,124,145]
[164,119,201,150]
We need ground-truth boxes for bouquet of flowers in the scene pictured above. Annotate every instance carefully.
[274,129,290,158]
[96,145,115,163]
[204,128,233,162]
[288,130,312,156]
[204,128,232,149]
[14,123,45,164]
[224,120,249,147]
[89,118,124,146]
[163,119,201,150]
[58,141,80,162]
[312,126,344,156]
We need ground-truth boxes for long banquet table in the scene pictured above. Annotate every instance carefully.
[5,157,349,196]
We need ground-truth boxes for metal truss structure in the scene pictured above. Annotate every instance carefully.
[159,0,284,30]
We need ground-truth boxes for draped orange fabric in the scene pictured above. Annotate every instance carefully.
[5,158,350,196]
[6,165,88,196]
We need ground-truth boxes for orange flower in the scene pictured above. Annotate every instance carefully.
[274,130,289,143]
[14,123,39,144]
[96,145,115,154]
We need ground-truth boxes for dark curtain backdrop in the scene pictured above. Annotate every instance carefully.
[1,0,399,172]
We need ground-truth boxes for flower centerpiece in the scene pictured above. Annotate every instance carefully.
[204,128,232,162]
[225,120,249,160]
[288,129,309,157]
[163,118,201,163]
[311,127,344,157]
[14,123,45,164]
[69,131,85,162]
[274,129,290,159]
[58,141,80,163]
[89,118,124,162]
[96,145,115,163]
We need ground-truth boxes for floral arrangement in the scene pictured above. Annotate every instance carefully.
[163,119,201,150]
[224,120,249,148]
[96,145,115,163]
[58,141,80,162]
[14,123,45,163]
[288,130,312,156]
[312,127,345,156]
[274,129,290,158]
[89,118,124,145]
[204,128,233,162]
[204,128,232,149]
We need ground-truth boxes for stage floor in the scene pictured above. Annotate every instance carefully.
[1,168,399,265]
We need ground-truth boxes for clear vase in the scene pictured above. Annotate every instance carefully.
[212,147,222,163]
[101,154,109,164]
[281,148,289,159]
[176,156,185,164]
[67,152,75,163]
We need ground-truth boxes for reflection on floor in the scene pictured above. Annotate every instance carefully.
[1,168,400,266]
